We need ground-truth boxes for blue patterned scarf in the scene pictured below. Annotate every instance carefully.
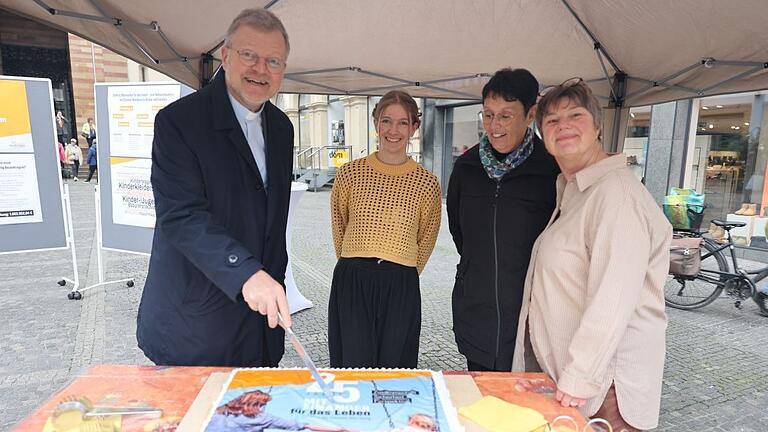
[479,127,534,180]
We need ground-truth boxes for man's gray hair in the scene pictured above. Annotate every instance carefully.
[224,8,290,55]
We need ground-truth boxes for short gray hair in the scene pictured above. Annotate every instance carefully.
[536,80,602,137]
[224,8,290,55]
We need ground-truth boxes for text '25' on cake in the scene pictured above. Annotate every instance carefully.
[202,368,464,432]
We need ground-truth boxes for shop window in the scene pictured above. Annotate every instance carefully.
[328,98,344,146]
[449,104,483,163]
[694,93,766,248]
[368,96,381,154]
[622,106,650,182]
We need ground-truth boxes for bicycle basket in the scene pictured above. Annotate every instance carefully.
[663,204,705,231]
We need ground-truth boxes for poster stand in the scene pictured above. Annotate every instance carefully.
[56,184,79,293]
[59,184,134,300]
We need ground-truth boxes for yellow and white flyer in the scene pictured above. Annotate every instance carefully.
[107,84,180,158]
[0,154,43,225]
[0,79,42,225]
[110,157,155,228]
[0,79,34,153]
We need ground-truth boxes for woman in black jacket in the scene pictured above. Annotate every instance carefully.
[447,68,559,371]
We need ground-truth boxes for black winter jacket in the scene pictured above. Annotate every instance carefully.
[447,136,558,370]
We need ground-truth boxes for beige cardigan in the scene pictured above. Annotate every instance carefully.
[512,154,671,430]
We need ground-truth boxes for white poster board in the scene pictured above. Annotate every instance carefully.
[95,82,193,254]
[0,76,67,253]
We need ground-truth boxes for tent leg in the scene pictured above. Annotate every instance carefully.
[608,73,627,152]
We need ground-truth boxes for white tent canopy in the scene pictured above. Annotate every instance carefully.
[2,0,767,141]
[3,0,767,103]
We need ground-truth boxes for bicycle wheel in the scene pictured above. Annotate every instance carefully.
[664,239,728,310]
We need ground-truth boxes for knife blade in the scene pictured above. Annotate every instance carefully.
[278,313,334,401]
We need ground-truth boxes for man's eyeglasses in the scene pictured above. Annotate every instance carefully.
[479,111,518,126]
[232,49,286,72]
[538,77,584,98]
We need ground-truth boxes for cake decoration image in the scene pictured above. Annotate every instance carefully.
[202,368,463,431]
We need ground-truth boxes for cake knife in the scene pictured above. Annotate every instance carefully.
[278,312,335,401]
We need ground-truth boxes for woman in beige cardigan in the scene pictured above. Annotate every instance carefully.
[511,79,671,431]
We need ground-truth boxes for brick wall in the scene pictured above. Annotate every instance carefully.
[0,9,68,49]
[0,9,76,139]
[0,8,69,81]
[68,34,128,139]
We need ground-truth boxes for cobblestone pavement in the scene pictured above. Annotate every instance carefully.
[1,182,767,430]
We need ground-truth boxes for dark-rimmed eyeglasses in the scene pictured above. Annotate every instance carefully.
[538,77,584,98]
[232,48,286,72]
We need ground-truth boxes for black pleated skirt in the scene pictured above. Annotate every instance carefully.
[328,257,421,368]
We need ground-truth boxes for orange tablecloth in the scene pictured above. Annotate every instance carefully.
[15,365,590,431]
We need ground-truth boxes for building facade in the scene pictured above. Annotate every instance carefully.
[1,9,170,150]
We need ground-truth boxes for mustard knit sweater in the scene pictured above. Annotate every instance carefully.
[330,153,442,274]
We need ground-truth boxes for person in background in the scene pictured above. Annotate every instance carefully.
[512,78,671,431]
[56,140,68,180]
[447,68,559,371]
[81,117,97,148]
[85,140,98,183]
[329,90,442,368]
[55,111,69,144]
[65,138,82,181]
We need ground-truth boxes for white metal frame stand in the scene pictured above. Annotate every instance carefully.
[60,184,134,300]
[57,183,80,293]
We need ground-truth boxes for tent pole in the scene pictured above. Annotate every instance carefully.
[700,65,767,93]
[608,72,627,152]
[201,54,214,87]
[33,0,153,28]
[630,77,700,95]
[287,67,357,76]
[560,0,620,74]
[35,0,198,82]
[624,62,703,102]
[284,76,347,94]
[354,69,478,99]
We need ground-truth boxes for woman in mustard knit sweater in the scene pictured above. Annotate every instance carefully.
[328,90,442,368]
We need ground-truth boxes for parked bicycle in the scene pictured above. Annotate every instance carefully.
[665,219,768,316]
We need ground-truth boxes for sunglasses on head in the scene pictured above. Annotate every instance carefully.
[538,77,585,98]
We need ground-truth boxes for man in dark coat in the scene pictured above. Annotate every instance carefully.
[137,8,294,367]
[447,68,559,371]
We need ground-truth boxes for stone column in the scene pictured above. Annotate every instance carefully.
[341,96,368,162]
[644,99,695,204]
[307,95,328,169]
[279,94,300,150]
